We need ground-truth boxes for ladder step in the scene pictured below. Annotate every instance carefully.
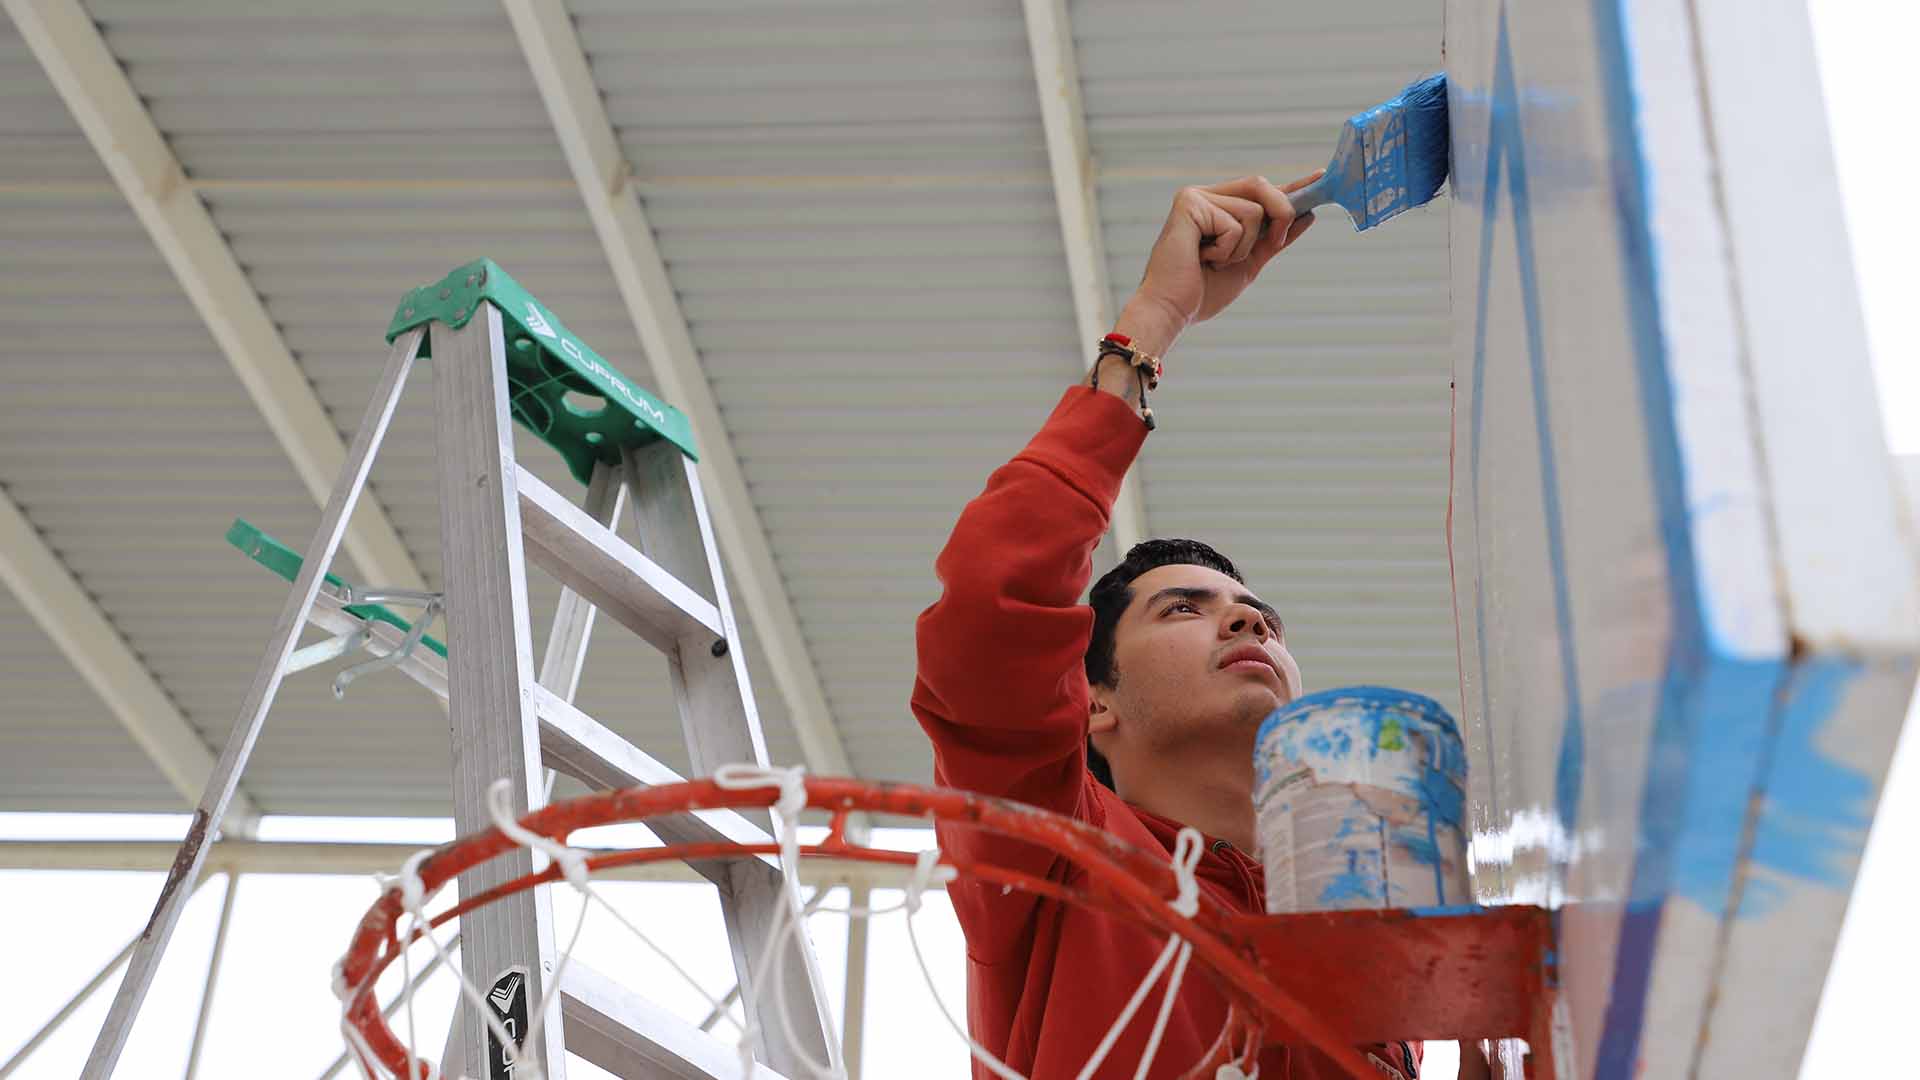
[516,464,722,654]
[532,686,777,869]
[560,961,787,1080]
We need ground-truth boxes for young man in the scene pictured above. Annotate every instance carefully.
[912,176,1427,1079]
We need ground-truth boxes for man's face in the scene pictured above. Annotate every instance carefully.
[1090,563,1302,757]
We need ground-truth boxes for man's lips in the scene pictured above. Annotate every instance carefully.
[1217,643,1281,680]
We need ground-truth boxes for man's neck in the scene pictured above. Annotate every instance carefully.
[1119,743,1258,853]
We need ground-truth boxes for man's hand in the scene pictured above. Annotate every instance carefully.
[1113,173,1323,355]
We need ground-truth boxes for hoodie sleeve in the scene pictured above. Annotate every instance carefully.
[911,386,1147,956]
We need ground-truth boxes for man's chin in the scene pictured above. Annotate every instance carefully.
[1233,685,1286,725]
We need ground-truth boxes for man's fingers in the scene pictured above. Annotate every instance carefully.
[1202,192,1266,265]
[1280,168,1326,195]
[1283,209,1316,247]
[1249,203,1291,263]
[1203,176,1299,256]
[1246,209,1316,278]
[1202,220,1243,267]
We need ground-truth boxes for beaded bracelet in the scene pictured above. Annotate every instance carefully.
[1092,332,1164,430]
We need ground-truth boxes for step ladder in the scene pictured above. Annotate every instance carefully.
[83,259,840,1080]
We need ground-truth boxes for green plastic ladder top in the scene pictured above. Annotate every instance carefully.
[225,519,447,659]
[385,258,698,485]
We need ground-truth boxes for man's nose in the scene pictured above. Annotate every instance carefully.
[1222,608,1270,640]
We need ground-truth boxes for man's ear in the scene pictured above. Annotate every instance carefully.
[1087,687,1118,736]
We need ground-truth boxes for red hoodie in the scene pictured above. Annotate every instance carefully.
[912,387,1420,1080]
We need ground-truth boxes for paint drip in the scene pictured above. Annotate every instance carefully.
[1254,686,1470,913]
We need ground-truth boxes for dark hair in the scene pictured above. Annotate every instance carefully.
[1084,539,1245,789]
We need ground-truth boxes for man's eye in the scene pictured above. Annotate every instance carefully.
[1166,602,1199,615]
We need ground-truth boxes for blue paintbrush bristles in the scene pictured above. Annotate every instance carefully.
[1397,73,1451,210]
[1289,72,1452,231]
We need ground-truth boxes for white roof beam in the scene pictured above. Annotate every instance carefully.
[504,0,855,777]
[1,163,1327,198]
[1023,0,1150,554]
[0,839,936,889]
[0,487,262,833]
[4,0,425,594]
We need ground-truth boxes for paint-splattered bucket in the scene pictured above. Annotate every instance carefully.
[1253,686,1470,913]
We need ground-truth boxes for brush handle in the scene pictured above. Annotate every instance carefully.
[1286,174,1334,218]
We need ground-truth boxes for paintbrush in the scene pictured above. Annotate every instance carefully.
[1287,73,1451,230]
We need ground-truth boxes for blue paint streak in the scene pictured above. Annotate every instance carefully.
[1649,660,1778,909]
[1743,659,1875,904]
[1319,848,1386,906]
[1398,824,1450,903]
[1418,758,1468,830]
[1399,830,1442,866]
[1305,727,1354,760]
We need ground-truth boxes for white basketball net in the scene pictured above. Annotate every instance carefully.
[333,764,1253,1080]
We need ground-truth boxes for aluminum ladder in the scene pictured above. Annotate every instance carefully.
[82,259,840,1080]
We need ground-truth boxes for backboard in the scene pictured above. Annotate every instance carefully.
[1446,1,1919,1077]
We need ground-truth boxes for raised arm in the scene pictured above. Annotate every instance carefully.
[910,175,1319,946]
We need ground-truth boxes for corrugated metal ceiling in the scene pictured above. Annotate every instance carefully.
[0,0,1452,816]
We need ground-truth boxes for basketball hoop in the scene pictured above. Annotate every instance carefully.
[335,768,1380,1080]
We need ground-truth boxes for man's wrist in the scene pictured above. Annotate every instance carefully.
[1112,293,1187,358]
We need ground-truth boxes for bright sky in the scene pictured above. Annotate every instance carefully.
[4,3,1916,1079]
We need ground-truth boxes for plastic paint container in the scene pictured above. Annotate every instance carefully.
[1253,686,1470,913]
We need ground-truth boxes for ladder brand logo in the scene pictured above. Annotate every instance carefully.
[484,965,530,1079]
[523,303,669,430]
[522,302,556,339]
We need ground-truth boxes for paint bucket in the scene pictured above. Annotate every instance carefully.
[1253,686,1470,913]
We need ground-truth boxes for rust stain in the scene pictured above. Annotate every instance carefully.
[143,808,211,939]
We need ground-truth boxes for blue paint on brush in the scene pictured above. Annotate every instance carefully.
[1289,73,1451,230]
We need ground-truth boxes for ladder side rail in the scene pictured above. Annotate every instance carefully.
[620,443,766,773]
[433,307,567,1080]
[621,443,840,1076]
[442,460,622,1080]
[82,329,424,1080]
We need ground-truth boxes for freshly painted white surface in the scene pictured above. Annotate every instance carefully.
[1448,0,1918,1076]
